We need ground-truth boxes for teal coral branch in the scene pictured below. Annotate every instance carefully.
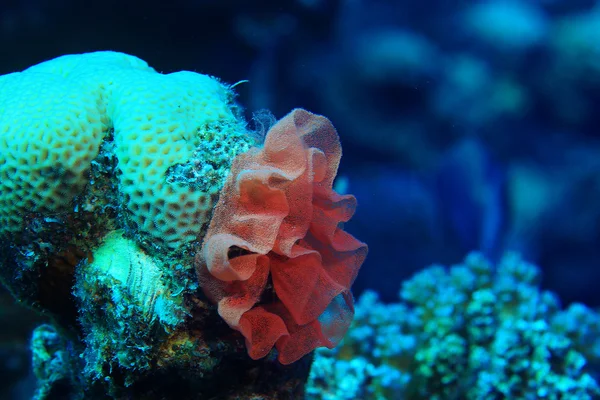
[307,252,600,399]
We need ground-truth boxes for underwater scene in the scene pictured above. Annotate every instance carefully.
[1,0,600,399]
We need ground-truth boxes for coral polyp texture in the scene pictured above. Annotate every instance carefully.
[307,252,600,400]
[197,109,368,364]
[0,51,251,249]
[0,52,367,399]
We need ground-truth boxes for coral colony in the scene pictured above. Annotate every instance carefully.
[0,52,366,398]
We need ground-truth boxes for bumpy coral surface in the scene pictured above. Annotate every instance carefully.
[197,109,368,364]
[1,52,329,399]
[0,51,252,249]
[307,253,600,399]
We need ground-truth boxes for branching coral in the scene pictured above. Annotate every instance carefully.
[307,252,600,399]
[196,108,368,364]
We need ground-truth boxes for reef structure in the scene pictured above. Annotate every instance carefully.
[307,252,600,399]
[0,51,366,399]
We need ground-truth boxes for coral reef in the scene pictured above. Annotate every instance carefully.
[3,1,600,398]
[0,52,365,399]
[307,252,600,399]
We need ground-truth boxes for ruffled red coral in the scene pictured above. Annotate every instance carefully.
[196,108,367,364]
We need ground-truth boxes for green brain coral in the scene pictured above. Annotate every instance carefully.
[0,51,253,249]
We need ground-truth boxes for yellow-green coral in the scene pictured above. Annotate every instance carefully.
[74,230,191,386]
[0,51,253,249]
[83,230,186,327]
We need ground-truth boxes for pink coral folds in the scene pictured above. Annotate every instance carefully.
[196,108,367,364]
